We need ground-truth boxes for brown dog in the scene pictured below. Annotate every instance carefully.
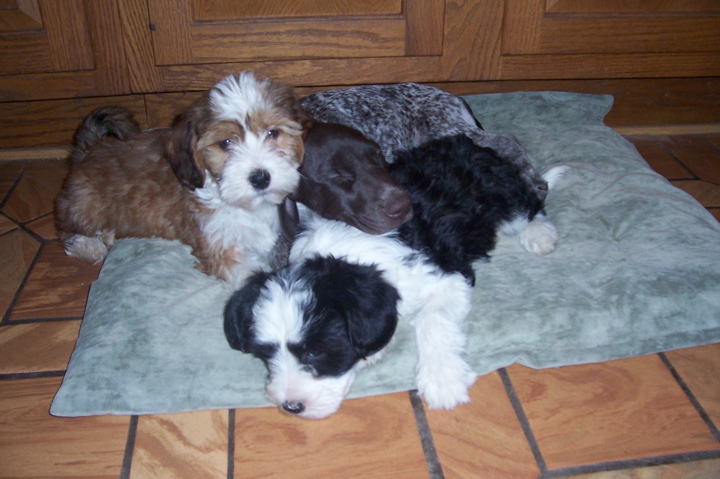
[293,122,413,234]
[55,72,309,288]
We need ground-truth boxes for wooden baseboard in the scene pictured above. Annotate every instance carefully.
[612,124,720,136]
[0,146,70,162]
[1,77,718,151]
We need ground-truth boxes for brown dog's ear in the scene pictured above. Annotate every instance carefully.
[165,112,205,190]
[294,101,314,139]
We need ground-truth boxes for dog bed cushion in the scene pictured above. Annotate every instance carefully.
[51,91,720,416]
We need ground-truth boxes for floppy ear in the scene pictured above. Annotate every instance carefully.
[306,256,399,357]
[294,101,314,138]
[165,112,205,190]
[223,272,270,352]
[344,268,400,357]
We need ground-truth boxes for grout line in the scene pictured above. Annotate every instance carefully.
[0,160,29,208]
[0,370,65,381]
[540,450,720,478]
[1,241,45,325]
[120,416,139,479]
[408,390,445,479]
[227,409,235,479]
[654,138,700,182]
[659,352,720,442]
[498,368,548,474]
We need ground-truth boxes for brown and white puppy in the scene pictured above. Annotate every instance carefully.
[55,72,309,288]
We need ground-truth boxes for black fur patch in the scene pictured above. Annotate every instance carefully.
[389,135,545,285]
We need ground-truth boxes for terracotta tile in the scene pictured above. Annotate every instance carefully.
[0,321,81,374]
[0,228,40,320]
[2,158,68,224]
[9,241,101,321]
[658,136,720,185]
[0,161,26,200]
[425,371,540,479]
[704,134,720,151]
[25,212,57,240]
[233,392,429,478]
[506,355,720,470]
[0,376,129,478]
[627,136,693,180]
[132,410,228,479]
[665,343,720,429]
[671,180,720,208]
[709,208,720,222]
[567,458,720,479]
[0,214,18,235]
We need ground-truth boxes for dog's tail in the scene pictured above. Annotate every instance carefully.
[542,165,570,191]
[70,106,141,166]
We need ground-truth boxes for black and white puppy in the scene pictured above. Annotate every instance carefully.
[301,83,560,255]
[225,134,566,419]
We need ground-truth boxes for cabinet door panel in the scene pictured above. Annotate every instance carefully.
[0,0,130,101]
[0,0,93,75]
[148,0,441,66]
[501,0,720,79]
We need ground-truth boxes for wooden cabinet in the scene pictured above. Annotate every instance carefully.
[125,0,470,92]
[500,1,720,79]
[0,0,129,102]
[1,0,719,151]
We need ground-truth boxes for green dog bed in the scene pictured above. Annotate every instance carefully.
[51,91,720,416]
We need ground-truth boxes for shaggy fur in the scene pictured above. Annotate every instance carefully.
[390,135,545,285]
[225,135,566,419]
[301,83,548,200]
[301,83,562,255]
[55,72,308,288]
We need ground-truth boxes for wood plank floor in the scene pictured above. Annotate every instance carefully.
[0,132,719,478]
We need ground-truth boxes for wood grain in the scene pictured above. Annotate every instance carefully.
[41,0,93,71]
[0,377,129,478]
[0,320,81,374]
[233,393,428,478]
[658,136,720,185]
[117,0,164,93]
[546,0,720,14]
[193,0,402,19]
[1,158,67,223]
[0,95,146,149]
[425,372,540,479]
[8,241,101,321]
[0,0,130,101]
[627,136,694,180]
[666,344,720,431]
[671,180,720,207]
[0,229,40,320]
[132,410,229,479]
[507,356,720,469]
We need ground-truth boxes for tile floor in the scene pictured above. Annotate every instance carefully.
[0,133,719,478]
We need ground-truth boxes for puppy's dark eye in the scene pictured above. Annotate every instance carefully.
[219,139,233,150]
[266,129,279,139]
[306,349,322,359]
[331,172,355,185]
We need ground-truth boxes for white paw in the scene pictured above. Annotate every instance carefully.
[519,219,558,255]
[63,234,108,264]
[417,359,477,410]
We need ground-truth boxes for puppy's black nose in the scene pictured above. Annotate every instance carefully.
[282,401,305,415]
[249,169,271,190]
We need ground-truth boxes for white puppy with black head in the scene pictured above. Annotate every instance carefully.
[225,134,567,419]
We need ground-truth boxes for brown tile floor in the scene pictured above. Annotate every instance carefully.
[0,133,719,478]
